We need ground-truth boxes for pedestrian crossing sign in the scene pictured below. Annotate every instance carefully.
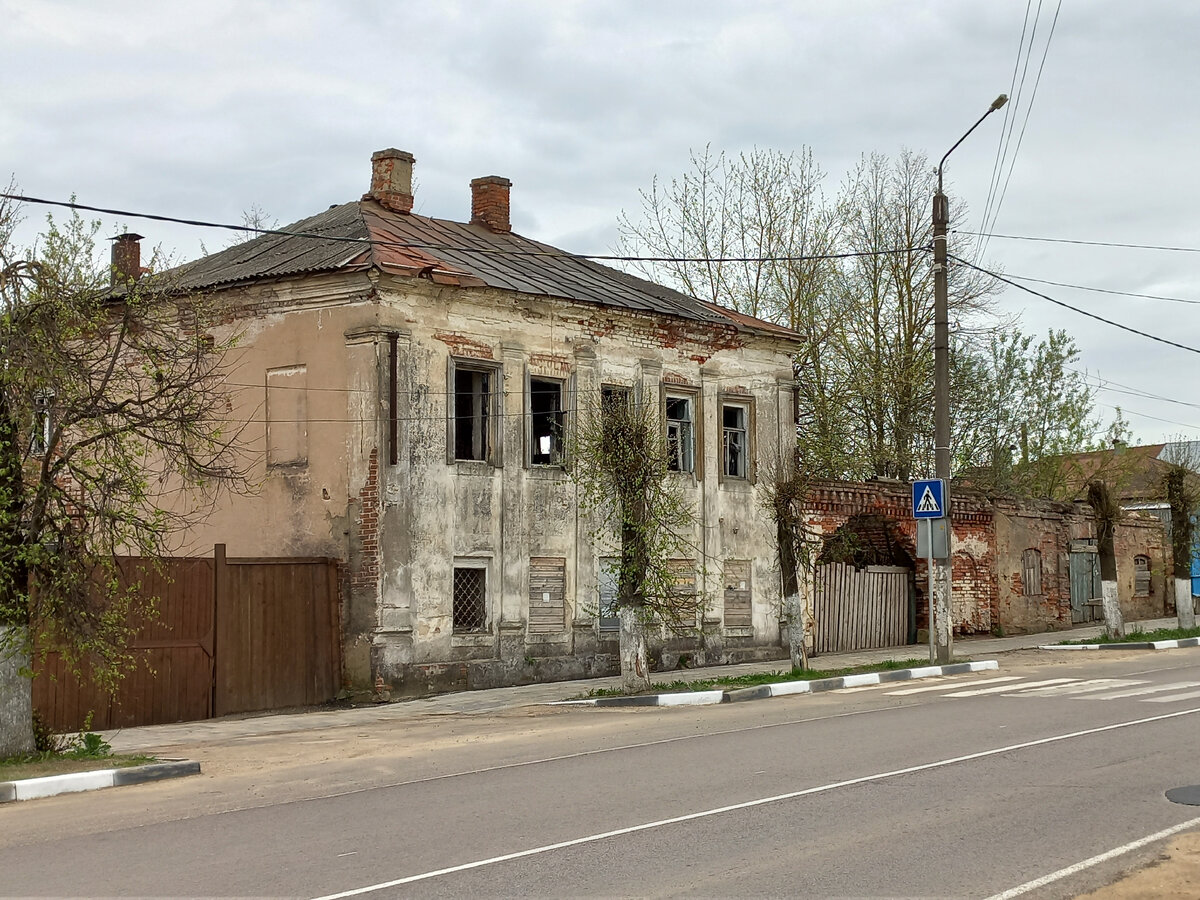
[912,478,946,519]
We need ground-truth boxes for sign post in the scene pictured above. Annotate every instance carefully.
[912,479,947,664]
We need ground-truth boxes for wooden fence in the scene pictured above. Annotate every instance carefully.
[33,545,341,732]
[813,562,912,654]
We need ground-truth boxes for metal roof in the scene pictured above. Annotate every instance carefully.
[170,199,802,342]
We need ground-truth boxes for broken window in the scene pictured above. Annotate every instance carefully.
[665,395,694,473]
[529,378,564,466]
[722,403,749,479]
[601,384,630,415]
[598,557,620,632]
[452,363,497,462]
[1134,554,1152,596]
[1021,548,1043,596]
[452,564,488,632]
[30,393,53,457]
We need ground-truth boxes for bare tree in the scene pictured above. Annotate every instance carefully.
[1086,479,1125,639]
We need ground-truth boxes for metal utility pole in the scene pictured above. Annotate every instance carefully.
[931,93,1007,664]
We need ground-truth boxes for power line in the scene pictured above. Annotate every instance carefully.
[0,192,925,266]
[1005,272,1200,306]
[955,229,1200,254]
[950,254,1200,355]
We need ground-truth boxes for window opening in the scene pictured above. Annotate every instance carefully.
[30,393,53,457]
[598,557,620,632]
[1134,554,1152,597]
[452,566,487,632]
[454,367,491,461]
[530,378,564,465]
[1021,548,1043,596]
[722,404,748,478]
[665,395,694,473]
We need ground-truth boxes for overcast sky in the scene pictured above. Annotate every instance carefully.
[4,0,1199,446]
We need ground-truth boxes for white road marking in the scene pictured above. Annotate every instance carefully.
[982,814,1200,900]
[1146,688,1200,703]
[1083,681,1200,700]
[308,707,1200,899]
[885,676,1022,695]
[944,678,1077,697]
[1013,679,1144,697]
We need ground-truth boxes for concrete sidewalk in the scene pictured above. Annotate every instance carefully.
[101,616,1180,755]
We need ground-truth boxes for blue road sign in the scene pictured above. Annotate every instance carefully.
[912,478,946,519]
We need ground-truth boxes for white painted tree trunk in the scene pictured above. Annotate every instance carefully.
[1101,580,1124,639]
[0,626,34,757]
[618,605,651,694]
[1176,578,1196,630]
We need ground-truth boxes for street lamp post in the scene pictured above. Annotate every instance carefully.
[930,93,1007,665]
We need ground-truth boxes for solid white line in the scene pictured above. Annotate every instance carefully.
[945,678,1076,697]
[308,707,1200,899]
[886,676,1020,696]
[982,814,1200,900]
[1083,681,1200,700]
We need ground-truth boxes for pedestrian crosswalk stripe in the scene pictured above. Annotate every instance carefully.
[1012,679,1144,697]
[1145,689,1200,703]
[886,676,1022,696]
[943,678,1077,697]
[1083,682,1200,700]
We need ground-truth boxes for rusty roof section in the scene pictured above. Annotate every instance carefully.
[169,199,802,342]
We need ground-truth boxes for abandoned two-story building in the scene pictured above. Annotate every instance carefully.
[158,149,803,696]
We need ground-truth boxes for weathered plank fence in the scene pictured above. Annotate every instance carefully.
[813,562,911,654]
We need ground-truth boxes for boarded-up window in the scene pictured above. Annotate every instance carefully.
[598,557,619,632]
[669,559,697,599]
[723,560,752,628]
[529,557,566,633]
[266,365,308,466]
[1134,555,1152,596]
[1021,548,1042,596]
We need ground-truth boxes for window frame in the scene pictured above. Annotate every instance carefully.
[718,394,755,483]
[598,556,620,633]
[527,372,568,468]
[447,357,503,466]
[1133,554,1152,597]
[452,559,490,634]
[663,387,701,478]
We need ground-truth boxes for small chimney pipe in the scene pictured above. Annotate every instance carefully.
[367,149,415,214]
[470,176,512,233]
[110,233,144,285]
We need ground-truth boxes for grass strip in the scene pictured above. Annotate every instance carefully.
[0,753,156,782]
[1057,625,1200,646]
[584,657,944,698]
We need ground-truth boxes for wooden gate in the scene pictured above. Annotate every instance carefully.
[33,545,341,732]
[814,562,912,654]
[1069,540,1104,624]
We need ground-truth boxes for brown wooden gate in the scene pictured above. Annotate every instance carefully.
[33,545,341,732]
[814,562,912,654]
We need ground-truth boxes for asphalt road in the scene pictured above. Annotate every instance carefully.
[4,650,1200,899]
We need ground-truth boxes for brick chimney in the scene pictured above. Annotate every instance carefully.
[109,232,144,285]
[367,149,415,213]
[470,176,512,233]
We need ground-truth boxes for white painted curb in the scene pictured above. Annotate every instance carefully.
[14,769,115,800]
[654,690,725,707]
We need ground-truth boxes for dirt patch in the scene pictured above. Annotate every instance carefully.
[1077,831,1200,898]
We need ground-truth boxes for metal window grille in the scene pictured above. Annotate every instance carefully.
[453,566,487,632]
[1021,548,1042,597]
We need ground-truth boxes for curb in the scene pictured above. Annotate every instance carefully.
[0,759,200,803]
[551,660,999,708]
[1039,637,1200,652]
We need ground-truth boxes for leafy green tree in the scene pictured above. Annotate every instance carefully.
[573,391,704,693]
[0,191,246,748]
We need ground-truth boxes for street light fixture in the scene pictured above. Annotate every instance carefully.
[929,93,1007,664]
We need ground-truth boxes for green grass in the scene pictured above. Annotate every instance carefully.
[1057,625,1200,646]
[583,657,943,697]
[0,752,156,782]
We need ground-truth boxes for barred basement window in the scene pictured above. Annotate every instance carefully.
[1134,555,1152,597]
[452,566,488,632]
[1021,548,1043,597]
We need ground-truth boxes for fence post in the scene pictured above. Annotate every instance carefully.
[212,543,226,718]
